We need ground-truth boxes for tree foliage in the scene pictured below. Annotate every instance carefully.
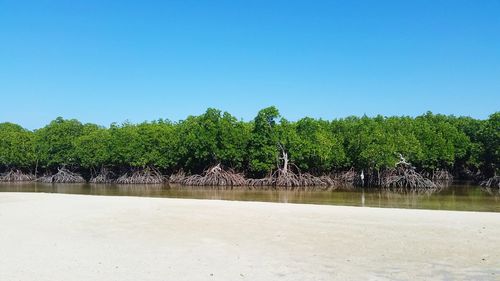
[0,109,497,178]
[0,122,35,169]
[34,117,84,168]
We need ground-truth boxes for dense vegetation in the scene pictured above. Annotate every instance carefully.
[0,107,498,185]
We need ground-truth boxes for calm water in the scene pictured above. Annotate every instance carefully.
[1,182,499,212]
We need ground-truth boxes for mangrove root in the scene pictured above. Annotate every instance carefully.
[179,164,246,187]
[246,147,330,189]
[0,169,35,182]
[328,169,357,188]
[246,172,334,190]
[480,176,500,189]
[37,168,86,183]
[168,170,186,184]
[380,156,437,190]
[422,170,453,182]
[381,168,437,190]
[115,168,164,184]
[90,168,114,184]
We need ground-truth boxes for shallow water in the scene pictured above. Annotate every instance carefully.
[0,182,499,212]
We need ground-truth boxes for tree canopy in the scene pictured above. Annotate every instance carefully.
[0,108,498,179]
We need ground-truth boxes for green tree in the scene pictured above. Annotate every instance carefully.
[34,117,84,169]
[413,112,470,171]
[0,123,35,170]
[108,122,145,168]
[479,112,500,176]
[247,106,281,176]
[177,109,250,172]
[74,125,111,170]
[283,118,346,173]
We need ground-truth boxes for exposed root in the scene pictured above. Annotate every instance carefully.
[432,170,453,181]
[246,173,336,190]
[115,168,164,184]
[246,147,330,189]
[245,174,295,189]
[179,164,246,187]
[245,178,272,189]
[272,168,301,187]
[300,174,338,191]
[89,168,114,184]
[380,155,436,190]
[461,167,484,182]
[298,173,329,187]
[37,168,86,183]
[381,168,436,190]
[168,170,186,184]
[422,169,453,182]
[0,169,35,182]
[480,176,500,189]
[329,169,357,188]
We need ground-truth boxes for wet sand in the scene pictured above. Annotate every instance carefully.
[0,192,499,281]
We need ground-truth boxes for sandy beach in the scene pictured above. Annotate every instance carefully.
[0,193,499,281]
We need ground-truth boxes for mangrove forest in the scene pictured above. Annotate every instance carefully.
[0,107,498,189]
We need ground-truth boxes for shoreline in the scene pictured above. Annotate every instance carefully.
[1,193,499,280]
[2,190,499,214]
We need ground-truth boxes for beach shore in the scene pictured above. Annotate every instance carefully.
[0,193,499,280]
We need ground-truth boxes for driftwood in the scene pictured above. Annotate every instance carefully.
[37,168,86,183]
[179,164,246,187]
[480,176,500,188]
[89,168,114,184]
[115,168,164,184]
[0,169,35,182]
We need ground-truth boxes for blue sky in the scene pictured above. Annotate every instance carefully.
[1,0,499,129]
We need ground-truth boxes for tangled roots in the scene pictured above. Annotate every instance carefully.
[328,169,357,188]
[422,170,453,182]
[179,164,246,187]
[481,176,500,189]
[380,167,437,190]
[90,168,114,184]
[37,168,86,183]
[115,168,164,184]
[0,169,35,182]
[168,170,186,184]
[246,170,332,190]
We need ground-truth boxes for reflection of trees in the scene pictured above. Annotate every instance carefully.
[379,185,446,200]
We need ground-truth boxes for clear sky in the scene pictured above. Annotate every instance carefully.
[1,0,499,129]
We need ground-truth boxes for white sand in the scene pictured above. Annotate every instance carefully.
[0,193,499,281]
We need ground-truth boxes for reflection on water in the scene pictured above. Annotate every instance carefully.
[0,182,499,212]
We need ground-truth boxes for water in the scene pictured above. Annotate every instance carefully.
[1,182,499,212]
